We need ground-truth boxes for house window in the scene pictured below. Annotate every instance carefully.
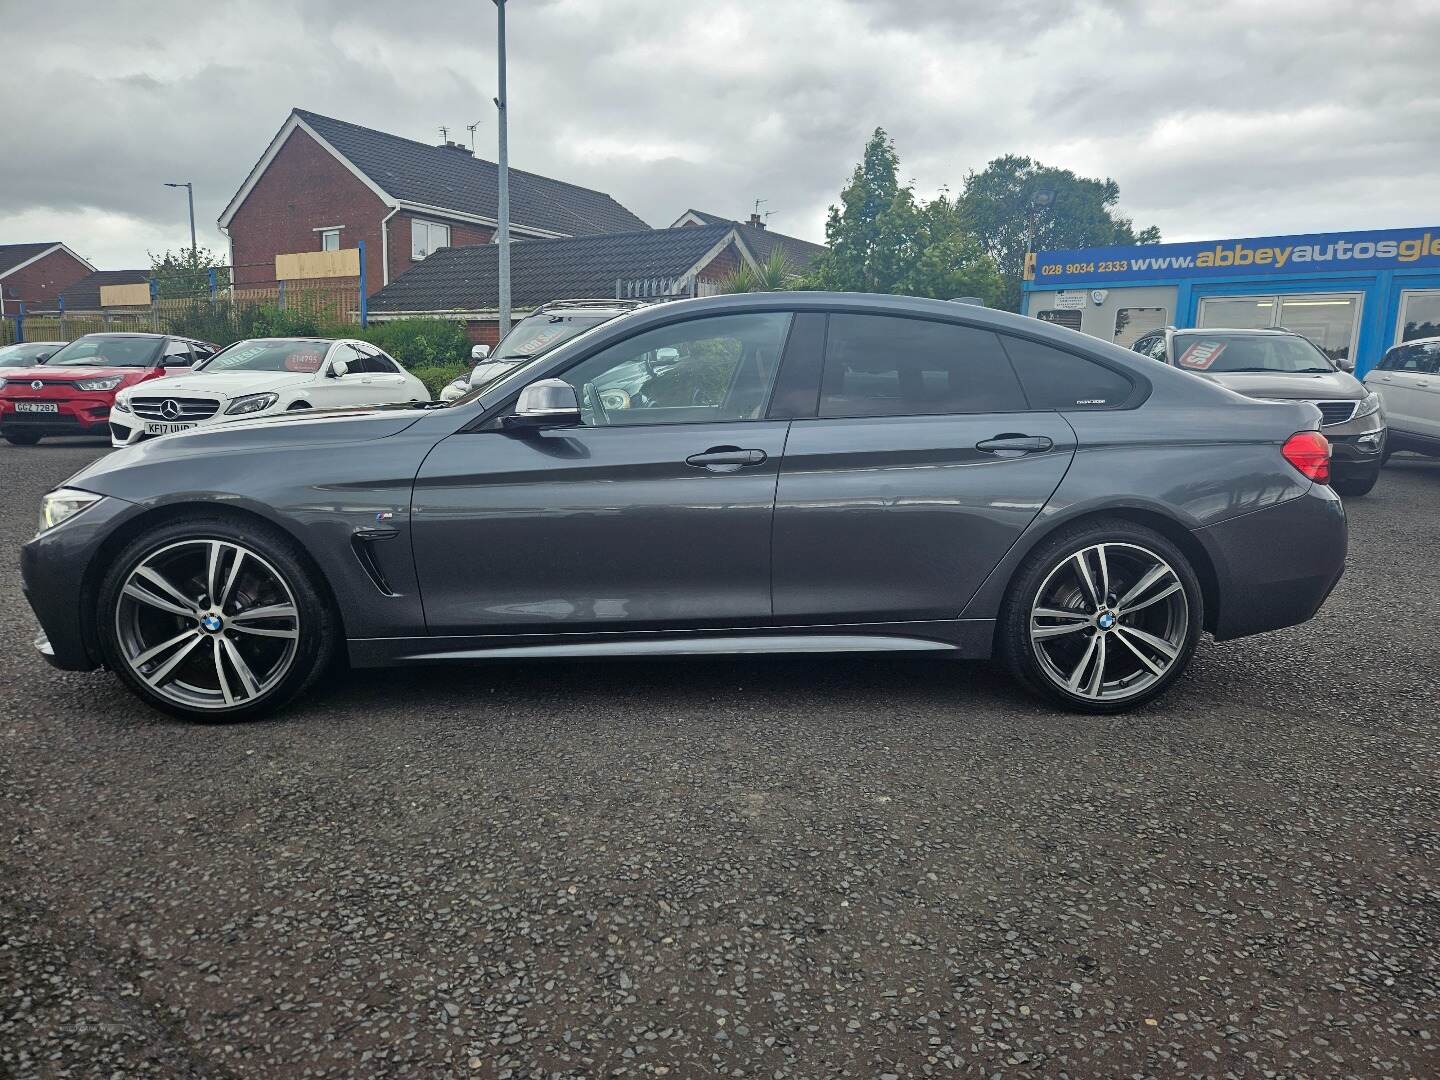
[320,228,341,251]
[411,220,451,261]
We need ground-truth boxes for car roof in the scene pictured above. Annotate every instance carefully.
[1172,327,1296,336]
[1388,335,1440,348]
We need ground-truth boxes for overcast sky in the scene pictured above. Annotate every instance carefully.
[3,0,1438,269]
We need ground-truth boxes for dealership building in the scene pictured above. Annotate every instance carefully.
[1022,226,1440,376]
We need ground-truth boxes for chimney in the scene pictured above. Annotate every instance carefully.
[440,140,473,156]
[747,212,766,230]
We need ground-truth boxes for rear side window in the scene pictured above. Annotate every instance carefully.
[1002,335,1136,410]
[1379,342,1440,373]
[819,314,1028,417]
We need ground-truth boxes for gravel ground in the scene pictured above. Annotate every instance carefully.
[2,438,1437,1079]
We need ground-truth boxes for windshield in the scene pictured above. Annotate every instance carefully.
[45,336,163,368]
[493,313,610,360]
[1173,334,1334,374]
[199,339,330,374]
[0,343,60,367]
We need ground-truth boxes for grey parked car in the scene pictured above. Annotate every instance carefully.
[22,293,1347,722]
[1130,326,1385,496]
[438,298,649,402]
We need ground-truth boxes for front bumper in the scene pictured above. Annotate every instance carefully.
[21,494,141,672]
[0,395,112,435]
[1199,484,1347,641]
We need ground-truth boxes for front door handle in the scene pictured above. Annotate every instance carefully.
[685,446,768,471]
[976,434,1054,456]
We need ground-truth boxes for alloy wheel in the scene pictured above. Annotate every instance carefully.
[1029,542,1190,703]
[114,539,300,710]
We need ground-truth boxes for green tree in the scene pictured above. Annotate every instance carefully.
[810,129,1001,304]
[150,247,229,300]
[960,155,1159,311]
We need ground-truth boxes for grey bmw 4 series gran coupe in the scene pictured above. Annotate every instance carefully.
[21,292,1347,721]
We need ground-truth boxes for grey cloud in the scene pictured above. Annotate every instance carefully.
[2,0,1437,268]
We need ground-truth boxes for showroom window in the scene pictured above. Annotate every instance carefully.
[1197,293,1362,364]
[411,219,451,261]
[1113,306,1168,348]
[1397,290,1440,343]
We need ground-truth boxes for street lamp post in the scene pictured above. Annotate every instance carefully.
[164,181,197,262]
[493,0,511,337]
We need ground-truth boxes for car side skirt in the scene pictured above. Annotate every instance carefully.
[346,619,997,668]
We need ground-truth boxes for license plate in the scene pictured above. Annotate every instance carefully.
[16,402,59,413]
[144,421,197,435]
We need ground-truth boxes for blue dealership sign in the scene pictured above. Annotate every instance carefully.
[1032,226,1440,286]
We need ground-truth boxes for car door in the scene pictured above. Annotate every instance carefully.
[412,310,795,635]
[309,343,364,409]
[355,347,410,403]
[771,312,1079,624]
[1368,343,1433,436]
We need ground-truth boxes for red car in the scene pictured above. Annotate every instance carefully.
[0,332,218,445]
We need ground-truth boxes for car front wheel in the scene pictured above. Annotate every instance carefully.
[97,516,337,721]
[4,432,42,446]
[999,520,1203,713]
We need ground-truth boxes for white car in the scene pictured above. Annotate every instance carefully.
[1366,336,1440,462]
[110,337,429,446]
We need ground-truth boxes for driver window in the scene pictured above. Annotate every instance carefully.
[559,312,792,426]
[162,340,194,366]
[330,344,361,373]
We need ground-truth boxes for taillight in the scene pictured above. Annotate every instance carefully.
[1282,430,1331,484]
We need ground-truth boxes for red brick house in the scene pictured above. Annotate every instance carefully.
[0,243,96,315]
[218,109,651,295]
[366,222,761,346]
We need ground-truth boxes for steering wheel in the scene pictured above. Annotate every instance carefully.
[583,381,611,426]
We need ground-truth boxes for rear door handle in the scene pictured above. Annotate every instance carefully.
[976,434,1054,455]
[685,446,768,471]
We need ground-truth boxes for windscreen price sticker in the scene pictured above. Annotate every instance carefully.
[1177,341,1226,370]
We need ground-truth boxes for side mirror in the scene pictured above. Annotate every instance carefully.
[330,359,349,378]
[1336,356,1355,373]
[35,352,54,363]
[471,344,491,361]
[503,378,580,430]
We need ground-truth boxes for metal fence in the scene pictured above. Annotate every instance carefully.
[2,247,369,348]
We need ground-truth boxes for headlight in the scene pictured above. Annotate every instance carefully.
[1353,391,1382,420]
[113,397,132,413]
[75,376,123,392]
[37,488,103,534]
[225,392,279,416]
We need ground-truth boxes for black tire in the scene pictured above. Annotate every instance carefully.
[4,432,41,446]
[1332,470,1379,498]
[96,515,338,722]
[998,518,1204,714]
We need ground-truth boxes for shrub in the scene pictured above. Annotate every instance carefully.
[354,319,470,369]
[409,362,471,398]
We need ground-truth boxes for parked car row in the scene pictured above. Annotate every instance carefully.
[0,332,430,446]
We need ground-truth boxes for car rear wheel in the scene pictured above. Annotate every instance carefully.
[96,516,337,722]
[999,520,1203,713]
[4,432,42,446]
